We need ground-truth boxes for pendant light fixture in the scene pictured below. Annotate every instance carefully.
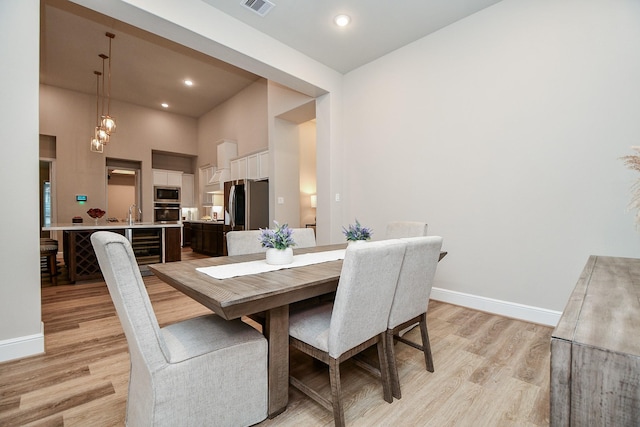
[100,32,117,135]
[90,70,104,153]
[95,53,110,145]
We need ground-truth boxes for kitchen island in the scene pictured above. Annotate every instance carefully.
[43,222,182,283]
[185,220,227,257]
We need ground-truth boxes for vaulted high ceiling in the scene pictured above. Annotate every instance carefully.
[40,0,502,118]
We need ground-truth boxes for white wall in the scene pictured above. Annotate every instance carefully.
[0,0,43,361]
[343,0,640,317]
[197,79,268,168]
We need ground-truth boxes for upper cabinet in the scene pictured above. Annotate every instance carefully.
[230,157,248,181]
[203,166,215,184]
[231,150,269,181]
[255,151,269,180]
[153,169,183,187]
[181,173,195,207]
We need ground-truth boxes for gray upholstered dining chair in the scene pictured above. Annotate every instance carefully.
[386,235,443,399]
[385,221,428,239]
[291,227,317,248]
[226,227,316,256]
[225,229,265,255]
[288,239,407,427]
[91,231,268,427]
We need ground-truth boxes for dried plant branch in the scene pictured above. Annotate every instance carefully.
[621,146,640,223]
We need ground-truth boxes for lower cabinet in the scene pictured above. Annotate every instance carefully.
[62,226,181,283]
[63,229,126,283]
[190,222,224,256]
[182,222,191,247]
[164,227,182,262]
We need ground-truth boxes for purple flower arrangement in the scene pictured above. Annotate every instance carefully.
[342,219,373,241]
[259,221,296,250]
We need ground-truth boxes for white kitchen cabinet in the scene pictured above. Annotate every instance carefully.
[153,170,166,186]
[201,165,215,184]
[230,157,247,181]
[181,173,195,207]
[247,150,269,180]
[248,154,259,179]
[153,169,183,187]
[167,171,182,187]
[258,150,269,179]
[199,166,216,206]
[233,150,269,181]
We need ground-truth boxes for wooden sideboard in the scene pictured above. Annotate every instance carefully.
[551,256,640,426]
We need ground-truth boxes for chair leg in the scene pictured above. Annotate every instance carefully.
[419,313,434,372]
[328,358,346,427]
[376,333,393,403]
[386,329,402,399]
[50,253,58,285]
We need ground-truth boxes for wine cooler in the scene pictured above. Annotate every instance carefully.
[129,228,162,265]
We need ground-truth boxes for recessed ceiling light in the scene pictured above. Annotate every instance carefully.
[334,14,351,27]
[184,80,193,86]
[161,103,169,108]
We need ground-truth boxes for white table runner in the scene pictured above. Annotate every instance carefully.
[196,249,346,279]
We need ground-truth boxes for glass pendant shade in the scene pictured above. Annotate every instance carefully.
[101,115,116,134]
[90,137,103,153]
[95,126,110,144]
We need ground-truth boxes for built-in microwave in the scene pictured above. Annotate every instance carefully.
[154,203,181,223]
[154,186,180,203]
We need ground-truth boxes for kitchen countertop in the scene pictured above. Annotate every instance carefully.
[184,220,225,224]
[43,222,183,231]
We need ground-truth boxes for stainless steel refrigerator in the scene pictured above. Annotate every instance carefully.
[224,179,269,230]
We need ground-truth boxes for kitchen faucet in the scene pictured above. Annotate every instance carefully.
[128,204,141,225]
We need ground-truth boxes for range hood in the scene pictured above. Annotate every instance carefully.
[205,168,229,193]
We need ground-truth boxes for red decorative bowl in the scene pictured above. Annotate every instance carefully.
[87,208,106,219]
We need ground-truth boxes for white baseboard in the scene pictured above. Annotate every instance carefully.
[0,322,45,363]
[430,287,561,327]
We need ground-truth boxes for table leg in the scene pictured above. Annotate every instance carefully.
[264,305,289,418]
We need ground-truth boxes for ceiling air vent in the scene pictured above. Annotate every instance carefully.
[242,0,275,17]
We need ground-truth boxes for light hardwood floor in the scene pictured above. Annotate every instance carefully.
[1,250,552,426]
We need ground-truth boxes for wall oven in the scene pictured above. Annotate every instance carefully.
[154,186,181,203]
[154,203,181,223]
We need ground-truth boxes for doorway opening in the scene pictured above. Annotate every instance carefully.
[106,159,141,222]
[40,134,57,238]
[274,100,317,230]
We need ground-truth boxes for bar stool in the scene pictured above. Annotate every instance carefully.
[40,238,58,285]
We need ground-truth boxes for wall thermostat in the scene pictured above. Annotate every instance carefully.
[76,194,88,202]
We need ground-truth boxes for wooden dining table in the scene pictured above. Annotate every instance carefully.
[149,244,448,418]
[148,244,347,418]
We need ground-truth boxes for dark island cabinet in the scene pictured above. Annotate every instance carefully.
[63,229,126,282]
[182,222,191,246]
[60,226,181,283]
[190,222,224,257]
[164,227,182,262]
